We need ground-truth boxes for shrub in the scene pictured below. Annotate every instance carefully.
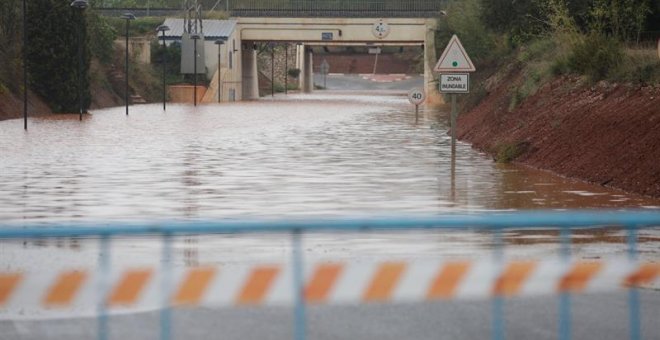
[287,68,301,79]
[567,32,623,81]
[495,141,531,163]
[87,11,117,64]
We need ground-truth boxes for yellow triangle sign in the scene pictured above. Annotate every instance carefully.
[434,35,476,72]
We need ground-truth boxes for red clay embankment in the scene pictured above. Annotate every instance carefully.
[457,76,660,197]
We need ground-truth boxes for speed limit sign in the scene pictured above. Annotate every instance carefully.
[408,88,426,105]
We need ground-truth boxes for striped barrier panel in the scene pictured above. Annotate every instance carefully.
[1,258,658,315]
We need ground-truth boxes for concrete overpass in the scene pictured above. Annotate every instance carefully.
[237,17,440,103]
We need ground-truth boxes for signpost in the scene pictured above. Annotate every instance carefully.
[434,35,476,151]
[408,88,425,121]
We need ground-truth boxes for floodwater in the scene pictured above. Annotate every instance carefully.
[1,92,658,223]
[1,91,660,319]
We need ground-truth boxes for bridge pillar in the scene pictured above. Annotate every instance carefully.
[303,48,313,93]
[424,19,443,106]
[241,42,260,100]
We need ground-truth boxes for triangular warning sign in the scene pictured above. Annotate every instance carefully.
[434,35,476,72]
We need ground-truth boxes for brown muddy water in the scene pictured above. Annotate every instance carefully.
[0,92,659,319]
[1,92,658,223]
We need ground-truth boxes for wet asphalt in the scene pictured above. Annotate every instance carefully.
[2,291,659,340]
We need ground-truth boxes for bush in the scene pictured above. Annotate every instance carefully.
[27,0,91,113]
[567,32,623,81]
[495,141,531,163]
[287,68,301,79]
[87,11,117,64]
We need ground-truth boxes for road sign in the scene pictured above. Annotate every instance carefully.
[440,74,470,93]
[372,21,390,39]
[408,88,426,105]
[322,32,333,41]
[434,35,476,73]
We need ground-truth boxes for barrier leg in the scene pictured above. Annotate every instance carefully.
[491,229,505,340]
[627,228,640,340]
[161,233,173,340]
[559,228,572,340]
[98,235,111,340]
[292,230,307,340]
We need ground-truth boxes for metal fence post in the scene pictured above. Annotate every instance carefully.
[161,233,173,340]
[492,228,505,340]
[98,234,111,340]
[627,227,641,340]
[292,229,307,340]
[559,227,572,340]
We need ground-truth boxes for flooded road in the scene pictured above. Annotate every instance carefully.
[1,91,659,321]
[1,92,658,223]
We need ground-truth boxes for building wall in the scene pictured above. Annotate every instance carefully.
[205,31,243,102]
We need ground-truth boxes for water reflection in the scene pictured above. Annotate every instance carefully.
[0,93,658,224]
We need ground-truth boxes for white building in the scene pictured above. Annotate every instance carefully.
[160,18,242,102]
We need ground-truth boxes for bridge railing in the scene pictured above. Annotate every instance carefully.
[94,0,447,18]
[0,211,659,340]
[231,0,446,18]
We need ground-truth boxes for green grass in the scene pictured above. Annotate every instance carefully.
[494,141,530,163]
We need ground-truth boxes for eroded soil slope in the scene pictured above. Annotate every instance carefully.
[457,76,660,197]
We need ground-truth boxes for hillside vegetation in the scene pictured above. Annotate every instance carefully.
[447,0,660,197]
[437,0,660,105]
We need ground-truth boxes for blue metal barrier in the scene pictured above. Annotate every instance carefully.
[1,210,659,340]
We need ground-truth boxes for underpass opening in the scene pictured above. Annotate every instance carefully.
[236,17,441,103]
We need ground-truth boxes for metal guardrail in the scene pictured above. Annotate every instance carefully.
[1,210,659,340]
[230,0,446,18]
[94,0,447,18]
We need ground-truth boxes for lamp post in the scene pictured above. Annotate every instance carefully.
[190,33,201,106]
[22,0,27,130]
[214,38,226,102]
[70,0,88,121]
[284,43,288,95]
[120,13,135,116]
[270,42,275,97]
[156,25,169,111]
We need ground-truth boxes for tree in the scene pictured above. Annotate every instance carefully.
[27,0,91,113]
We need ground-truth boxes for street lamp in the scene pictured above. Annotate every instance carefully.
[120,13,135,116]
[284,43,288,95]
[70,0,88,121]
[156,25,169,111]
[214,38,227,102]
[190,33,201,106]
[269,42,276,97]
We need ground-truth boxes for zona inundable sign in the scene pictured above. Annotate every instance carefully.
[440,74,469,93]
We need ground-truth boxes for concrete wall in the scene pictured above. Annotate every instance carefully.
[237,17,428,43]
[205,31,243,102]
[114,38,151,64]
[168,85,207,103]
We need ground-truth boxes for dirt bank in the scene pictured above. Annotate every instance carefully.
[457,75,660,197]
[0,90,52,121]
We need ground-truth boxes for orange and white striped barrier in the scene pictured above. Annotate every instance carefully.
[1,258,658,316]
